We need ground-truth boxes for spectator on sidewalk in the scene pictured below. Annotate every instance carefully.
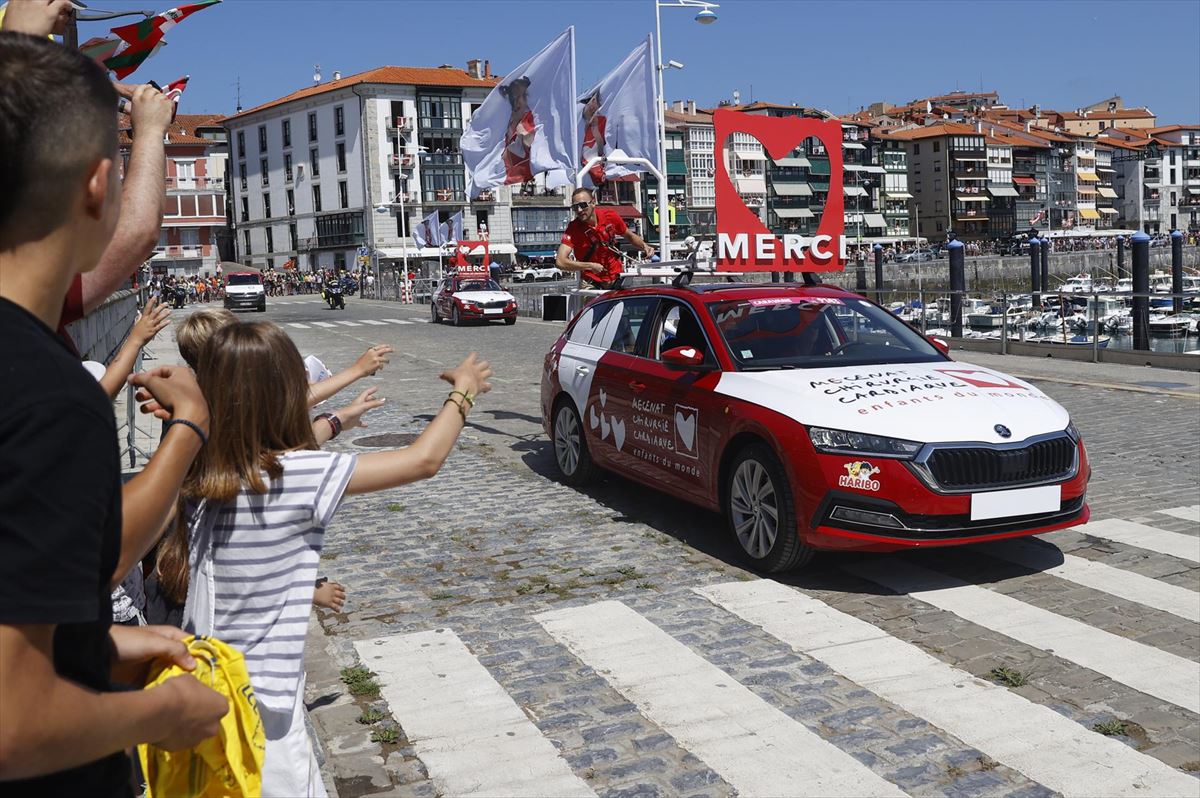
[0,27,227,795]
[153,321,491,795]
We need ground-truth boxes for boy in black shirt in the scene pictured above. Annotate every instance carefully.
[0,24,227,794]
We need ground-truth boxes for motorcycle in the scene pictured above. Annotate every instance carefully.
[324,281,345,310]
[168,284,187,309]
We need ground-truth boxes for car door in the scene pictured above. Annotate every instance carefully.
[556,300,622,468]
[628,298,726,498]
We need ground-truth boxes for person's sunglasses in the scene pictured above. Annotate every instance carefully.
[571,201,592,211]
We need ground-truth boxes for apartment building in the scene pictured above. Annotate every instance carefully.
[122,113,230,276]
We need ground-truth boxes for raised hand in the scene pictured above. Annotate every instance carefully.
[130,296,171,347]
[439,352,493,400]
[354,344,394,377]
[334,387,386,431]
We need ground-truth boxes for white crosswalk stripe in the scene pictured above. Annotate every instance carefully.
[359,319,387,325]
[382,318,413,325]
[980,540,1200,623]
[355,630,596,798]
[696,580,1199,798]
[334,320,363,327]
[844,559,1200,713]
[1074,518,1200,563]
[536,600,906,797]
[286,322,311,329]
[1157,505,1200,524]
[311,321,336,328]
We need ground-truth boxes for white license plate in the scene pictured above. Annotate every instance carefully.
[970,484,1062,521]
[484,308,502,315]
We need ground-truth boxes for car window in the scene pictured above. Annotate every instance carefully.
[653,300,711,362]
[708,296,943,370]
[565,304,603,345]
[227,274,261,286]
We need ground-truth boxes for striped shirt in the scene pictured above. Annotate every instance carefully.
[185,450,356,730]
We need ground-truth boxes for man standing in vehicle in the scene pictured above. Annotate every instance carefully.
[556,187,654,290]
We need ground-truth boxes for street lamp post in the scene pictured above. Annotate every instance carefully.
[653,0,718,261]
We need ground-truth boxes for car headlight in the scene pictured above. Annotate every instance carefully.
[1065,421,1081,442]
[807,426,924,459]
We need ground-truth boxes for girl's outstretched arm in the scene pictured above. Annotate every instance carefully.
[346,354,492,495]
[308,344,394,407]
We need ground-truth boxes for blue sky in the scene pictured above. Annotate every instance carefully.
[101,0,1199,122]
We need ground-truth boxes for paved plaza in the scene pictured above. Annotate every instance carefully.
[149,296,1199,798]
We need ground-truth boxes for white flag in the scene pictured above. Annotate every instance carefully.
[579,37,659,187]
[440,211,464,244]
[461,28,578,198]
[412,210,442,248]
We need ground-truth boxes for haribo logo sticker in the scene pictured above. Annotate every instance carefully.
[838,460,881,491]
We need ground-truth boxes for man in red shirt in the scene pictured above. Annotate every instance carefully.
[556,187,654,289]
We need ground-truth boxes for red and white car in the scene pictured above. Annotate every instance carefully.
[431,277,518,326]
[540,282,1090,571]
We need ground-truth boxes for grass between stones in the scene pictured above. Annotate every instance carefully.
[340,666,381,697]
[1092,719,1130,736]
[988,666,1032,687]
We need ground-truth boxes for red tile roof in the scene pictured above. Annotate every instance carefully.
[118,112,225,147]
[882,122,980,140]
[223,65,500,123]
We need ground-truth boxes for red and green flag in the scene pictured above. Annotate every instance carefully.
[104,0,220,79]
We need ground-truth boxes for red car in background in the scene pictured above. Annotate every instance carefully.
[431,276,518,326]
[540,282,1089,572]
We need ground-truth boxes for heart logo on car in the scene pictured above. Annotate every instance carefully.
[589,406,599,430]
[599,388,608,408]
[612,418,626,451]
[675,409,696,451]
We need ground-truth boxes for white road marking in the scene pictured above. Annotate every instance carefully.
[536,600,905,798]
[359,319,387,325]
[334,320,363,327]
[311,321,337,328]
[696,580,1200,798]
[287,323,311,329]
[354,630,595,798]
[844,559,1200,714]
[1073,518,1200,563]
[980,541,1200,623]
[382,318,413,325]
[1157,505,1200,525]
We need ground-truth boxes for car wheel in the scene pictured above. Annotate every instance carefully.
[451,306,461,327]
[504,317,516,326]
[552,397,598,485]
[430,303,441,323]
[725,443,813,572]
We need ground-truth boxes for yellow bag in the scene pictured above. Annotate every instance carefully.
[138,636,266,798]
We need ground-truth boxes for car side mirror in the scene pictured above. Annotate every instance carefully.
[662,345,709,370]
[927,335,951,356]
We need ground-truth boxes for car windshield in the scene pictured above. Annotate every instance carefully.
[708,295,944,370]
[458,280,501,292]
[226,274,260,286]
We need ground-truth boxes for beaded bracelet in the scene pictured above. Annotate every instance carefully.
[164,418,208,446]
[448,389,475,407]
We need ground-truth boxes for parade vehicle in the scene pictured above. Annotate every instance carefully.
[431,276,518,326]
[223,271,266,312]
[514,264,565,282]
[540,279,1090,572]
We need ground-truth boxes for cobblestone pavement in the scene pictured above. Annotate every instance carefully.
[224,298,1198,797]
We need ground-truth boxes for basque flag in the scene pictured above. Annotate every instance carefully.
[105,0,220,79]
[461,28,578,198]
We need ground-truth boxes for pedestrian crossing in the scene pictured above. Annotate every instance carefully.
[347,515,1200,797]
[287,317,428,332]
[1073,518,1200,563]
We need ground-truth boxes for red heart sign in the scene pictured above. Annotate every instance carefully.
[713,109,846,272]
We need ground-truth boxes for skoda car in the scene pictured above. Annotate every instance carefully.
[540,283,1090,572]
[431,277,518,326]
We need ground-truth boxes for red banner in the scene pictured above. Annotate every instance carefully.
[714,110,846,272]
[451,240,490,279]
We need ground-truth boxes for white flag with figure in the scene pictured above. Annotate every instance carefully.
[579,37,659,187]
[412,210,442,248]
[440,211,464,244]
[461,28,578,198]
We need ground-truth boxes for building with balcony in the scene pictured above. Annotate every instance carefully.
[1094,144,1119,229]
[222,62,529,276]
[1102,125,1199,234]
[121,114,231,276]
[887,123,994,242]
[873,133,913,238]
[1150,125,1200,234]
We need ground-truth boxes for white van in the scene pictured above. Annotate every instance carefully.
[224,272,266,312]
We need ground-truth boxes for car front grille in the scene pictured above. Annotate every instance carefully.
[921,434,1076,491]
[483,300,509,309]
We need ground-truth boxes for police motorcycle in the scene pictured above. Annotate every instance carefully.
[323,275,345,310]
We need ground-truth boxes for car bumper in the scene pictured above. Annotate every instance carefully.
[225,296,265,309]
[459,308,517,321]
[794,440,1091,552]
